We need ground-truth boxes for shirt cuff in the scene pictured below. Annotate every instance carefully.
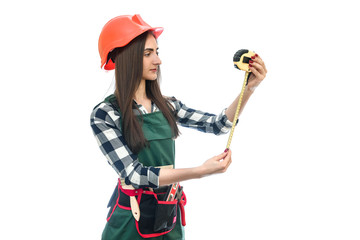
[222,109,238,130]
[149,167,161,188]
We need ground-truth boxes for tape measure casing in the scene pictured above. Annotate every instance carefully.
[233,49,255,72]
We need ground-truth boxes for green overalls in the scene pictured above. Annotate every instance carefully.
[101,95,185,240]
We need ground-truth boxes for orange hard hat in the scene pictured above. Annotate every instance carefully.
[98,14,163,70]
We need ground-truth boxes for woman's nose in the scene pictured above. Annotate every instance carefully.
[153,55,161,65]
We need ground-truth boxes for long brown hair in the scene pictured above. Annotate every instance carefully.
[107,31,179,154]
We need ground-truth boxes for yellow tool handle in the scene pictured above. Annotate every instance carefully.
[225,71,249,150]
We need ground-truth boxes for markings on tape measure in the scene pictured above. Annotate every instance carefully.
[225,71,249,150]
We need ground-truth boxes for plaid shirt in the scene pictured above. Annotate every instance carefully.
[90,97,234,188]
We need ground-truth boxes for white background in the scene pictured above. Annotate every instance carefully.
[1,0,359,239]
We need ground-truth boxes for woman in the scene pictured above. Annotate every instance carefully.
[91,14,267,240]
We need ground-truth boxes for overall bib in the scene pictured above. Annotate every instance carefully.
[102,95,185,240]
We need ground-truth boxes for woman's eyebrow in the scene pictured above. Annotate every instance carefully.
[144,47,159,52]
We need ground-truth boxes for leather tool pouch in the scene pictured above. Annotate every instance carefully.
[137,188,178,237]
[116,182,186,238]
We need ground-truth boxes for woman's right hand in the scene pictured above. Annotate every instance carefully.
[198,149,232,177]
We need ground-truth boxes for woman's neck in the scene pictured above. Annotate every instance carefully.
[134,80,152,112]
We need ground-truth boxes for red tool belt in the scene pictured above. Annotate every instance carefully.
[108,179,187,238]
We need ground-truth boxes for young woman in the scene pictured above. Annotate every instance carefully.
[91,14,267,240]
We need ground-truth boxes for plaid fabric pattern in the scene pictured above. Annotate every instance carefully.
[169,99,234,135]
[90,97,234,188]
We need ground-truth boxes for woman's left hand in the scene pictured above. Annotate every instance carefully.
[247,54,267,92]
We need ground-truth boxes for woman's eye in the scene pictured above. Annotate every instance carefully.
[156,51,159,56]
[144,52,150,57]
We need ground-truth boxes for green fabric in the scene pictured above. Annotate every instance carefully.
[138,111,175,168]
[102,95,183,239]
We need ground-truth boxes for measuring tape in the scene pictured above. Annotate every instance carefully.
[225,49,255,150]
[169,50,255,195]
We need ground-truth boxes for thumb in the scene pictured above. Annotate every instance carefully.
[215,151,228,160]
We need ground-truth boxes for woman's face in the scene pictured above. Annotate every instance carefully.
[142,34,162,81]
